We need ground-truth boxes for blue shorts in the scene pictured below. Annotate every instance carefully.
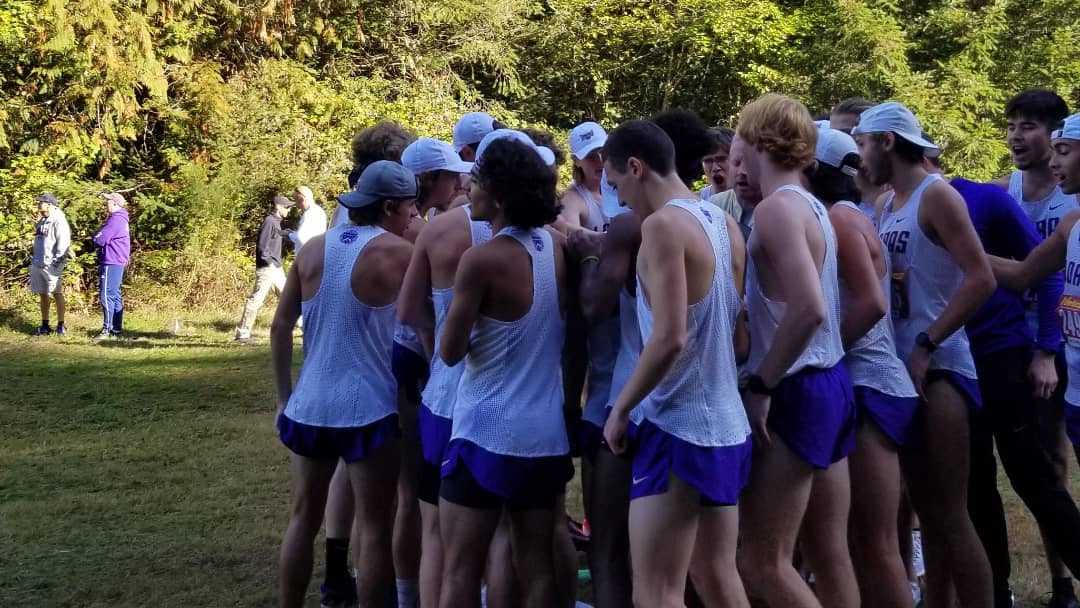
[440,439,574,508]
[1065,405,1080,447]
[925,369,982,410]
[277,413,399,462]
[418,405,452,466]
[629,419,752,506]
[854,386,919,447]
[768,365,857,469]
[580,420,607,461]
[392,342,428,406]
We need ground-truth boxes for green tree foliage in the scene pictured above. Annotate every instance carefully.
[0,0,1078,301]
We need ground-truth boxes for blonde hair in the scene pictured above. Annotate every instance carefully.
[737,93,817,170]
[295,185,314,205]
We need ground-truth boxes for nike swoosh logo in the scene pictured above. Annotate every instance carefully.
[441,460,450,467]
[1051,203,1066,211]
[632,476,648,485]
[895,216,906,223]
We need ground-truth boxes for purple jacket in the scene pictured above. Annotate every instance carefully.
[93,208,131,266]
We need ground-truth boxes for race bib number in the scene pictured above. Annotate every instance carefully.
[891,271,909,320]
[1059,294,1080,345]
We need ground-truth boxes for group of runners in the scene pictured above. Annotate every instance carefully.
[269,89,1080,608]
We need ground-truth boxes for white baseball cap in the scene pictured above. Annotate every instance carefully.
[1052,113,1080,142]
[475,129,556,166]
[402,138,472,175]
[452,112,496,152]
[851,101,939,150]
[815,127,860,177]
[600,169,628,217]
[569,121,607,160]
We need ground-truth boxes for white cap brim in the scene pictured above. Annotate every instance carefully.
[572,138,606,160]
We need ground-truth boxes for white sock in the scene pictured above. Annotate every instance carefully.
[396,578,418,608]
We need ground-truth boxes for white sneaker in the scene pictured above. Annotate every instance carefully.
[234,329,251,341]
[912,529,925,578]
[910,580,923,606]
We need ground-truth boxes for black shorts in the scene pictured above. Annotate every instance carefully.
[418,458,442,505]
[439,461,560,512]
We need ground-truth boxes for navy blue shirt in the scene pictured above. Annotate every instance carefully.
[953,178,1063,356]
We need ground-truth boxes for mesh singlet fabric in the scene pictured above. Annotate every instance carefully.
[574,183,610,232]
[834,201,918,398]
[285,225,398,427]
[632,199,750,447]
[1060,221,1080,407]
[746,185,846,376]
[422,205,493,419]
[1008,170,1078,339]
[582,313,621,427]
[451,227,569,457]
[878,174,978,378]
[607,288,641,411]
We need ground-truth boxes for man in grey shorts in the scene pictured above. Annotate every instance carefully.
[30,193,71,336]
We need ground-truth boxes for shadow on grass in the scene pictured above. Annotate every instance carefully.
[0,307,40,335]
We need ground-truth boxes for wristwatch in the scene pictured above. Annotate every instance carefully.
[746,374,773,396]
[915,331,938,353]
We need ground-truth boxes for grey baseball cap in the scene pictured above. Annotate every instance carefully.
[337,161,418,209]
[36,193,58,205]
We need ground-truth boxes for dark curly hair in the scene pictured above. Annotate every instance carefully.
[475,138,561,228]
[650,109,713,187]
[350,121,416,170]
[1006,89,1070,131]
[521,128,567,167]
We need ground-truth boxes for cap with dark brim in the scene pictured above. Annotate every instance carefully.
[338,160,418,209]
[36,193,58,205]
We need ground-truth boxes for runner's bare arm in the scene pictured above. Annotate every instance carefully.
[271,263,303,409]
[439,248,488,366]
[725,213,750,362]
[832,207,886,349]
[557,189,586,232]
[990,209,1080,292]
[920,184,996,344]
[397,228,435,330]
[577,212,641,324]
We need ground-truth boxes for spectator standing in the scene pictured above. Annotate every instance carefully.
[235,195,294,341]
[93,192,131,340]
[287,186,327,251]
[30,193,71,336]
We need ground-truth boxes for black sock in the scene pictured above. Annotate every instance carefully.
[56,321,64,329]
[1054,577,1076,597]
[41,320,50,329]
[325,537,351,586]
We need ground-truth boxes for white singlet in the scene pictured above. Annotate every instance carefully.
[878,174,978,378]
[582,313,621,428]
[451,227,569,457]
[285,224,398,427]
[1008,170,1078,338]
[633,199,750,447]
[834,201,918,398]
[1059,220,1080,407]
[746,185,845,376]
[573,183,609,232]
[421,206,493,420]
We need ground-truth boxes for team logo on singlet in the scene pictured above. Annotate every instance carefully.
[700,208,714,223]
[880,230,910,254]
[532,235,544,251]
[1058,294,1080,344]
[340,228,359,244]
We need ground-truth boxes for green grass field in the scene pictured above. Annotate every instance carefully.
[0,305,1076,607]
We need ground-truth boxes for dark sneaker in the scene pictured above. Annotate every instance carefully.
[55,325,67,335]
[32,326,52,336]
[319,578,358,608]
